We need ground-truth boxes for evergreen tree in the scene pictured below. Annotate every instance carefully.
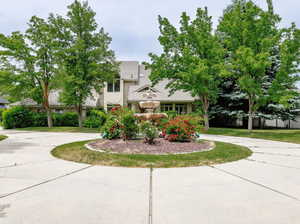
[217,0,300,130]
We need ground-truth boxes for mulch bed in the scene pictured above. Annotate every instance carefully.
[87,138,214,155]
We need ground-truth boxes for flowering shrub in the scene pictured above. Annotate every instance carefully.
[163,116,197,142]
[140,121,158,144]
[121,114,139,140]
[101,107,138,140]
[100,117,122,139]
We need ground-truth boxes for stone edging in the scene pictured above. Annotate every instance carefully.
[84,139,216,155]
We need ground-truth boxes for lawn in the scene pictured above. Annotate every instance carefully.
[51,140,252,168]
[204,128,300,144]
[0,135,7,141]
[15,126,99,133]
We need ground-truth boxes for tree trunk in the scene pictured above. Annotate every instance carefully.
[42,83,53,128]
[201,95,210,131]
[77,104,83,128]
[203,112,209,131]
[248,98,254,131]
[46,108,53,128]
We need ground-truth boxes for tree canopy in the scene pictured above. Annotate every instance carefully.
[145,7,225,130]
[217,0,300,130]
[50,0,118,127]
[0,16,59,127]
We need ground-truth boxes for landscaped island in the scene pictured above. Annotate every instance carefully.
[52,140,251,168]
[51,106,252,168]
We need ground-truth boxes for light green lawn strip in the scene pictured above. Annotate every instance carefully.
[15,127,99,133]
[0,135,7,141]
[205,128,300,144]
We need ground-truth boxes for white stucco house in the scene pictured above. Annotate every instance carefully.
[103,61,196,113]
[11,61,197,114]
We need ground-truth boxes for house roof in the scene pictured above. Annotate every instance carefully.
[128,65,196,103]
[10,91,100,108]
[119,61,139,81]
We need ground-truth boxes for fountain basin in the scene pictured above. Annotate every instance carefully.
[134,113,168,121]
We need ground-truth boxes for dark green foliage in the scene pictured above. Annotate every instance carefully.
[83,116,102,128]
[2,107,78,129]
[32,112,48,127]
[0,108,6,122]
[2,106,33,129]
[53,112,78,127]
[83,110,107,128]
[120,114,139,140]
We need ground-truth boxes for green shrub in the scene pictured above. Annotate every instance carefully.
[140,121,158,144]
[101,116,122,139]
[0,108,6,122]
[165,110,177,119]
[88,110,107,126]
[83,116,102,128]
[120,113,139,140]
[53,112,78,126]
[32,112,48,127]
[2,106,33,129]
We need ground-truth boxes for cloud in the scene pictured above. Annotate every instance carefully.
[0,0,299,62]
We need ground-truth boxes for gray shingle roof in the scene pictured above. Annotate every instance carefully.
[128,65,196,103]
[10,91,100,108]
[119,61,139,81]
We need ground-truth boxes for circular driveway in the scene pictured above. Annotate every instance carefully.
[0,130,300,224]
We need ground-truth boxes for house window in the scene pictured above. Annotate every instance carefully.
[107,104,121,111]
[161,104,173,112]
[107,78,120,92]
[175,104,187,114]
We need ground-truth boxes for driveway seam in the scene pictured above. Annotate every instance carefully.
[148,167,153,224]
[0,165,93,199]
[209,165,300,202]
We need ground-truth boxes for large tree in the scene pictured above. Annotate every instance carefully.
[0,16,59,127]
[217,0,300,130]
[50,1,118,127]
[146,8,224,130]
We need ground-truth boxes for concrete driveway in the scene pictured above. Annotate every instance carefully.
[0,130,300,224]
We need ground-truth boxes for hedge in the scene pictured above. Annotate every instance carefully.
[83,110,107,128]
[2,106,79,129]
[2,106,33,129]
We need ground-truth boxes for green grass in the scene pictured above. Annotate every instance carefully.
[51,140,252,168]
[204,128,300,144]
[15,126,99,133]
[0,135,7,141]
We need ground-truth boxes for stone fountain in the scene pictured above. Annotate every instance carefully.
[134,89,168,121]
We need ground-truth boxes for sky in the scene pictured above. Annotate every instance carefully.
[0,0,299,62]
